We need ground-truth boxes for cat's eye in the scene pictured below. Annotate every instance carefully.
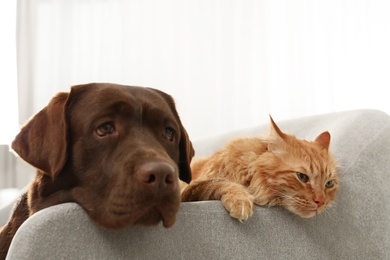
[325,180,335,188]
[296,172,309,183]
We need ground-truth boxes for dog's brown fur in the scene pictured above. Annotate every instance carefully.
[0,83,194,259]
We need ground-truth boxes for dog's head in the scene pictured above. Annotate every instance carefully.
[12,83,194,228]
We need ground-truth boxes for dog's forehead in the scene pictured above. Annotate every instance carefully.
[94,85,165,106]
[69,84,176,120]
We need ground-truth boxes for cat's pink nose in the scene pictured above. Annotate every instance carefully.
[314,198,324,207]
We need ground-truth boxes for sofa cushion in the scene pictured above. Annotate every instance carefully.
[6,109,390,260]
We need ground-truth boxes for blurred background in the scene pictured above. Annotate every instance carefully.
[1,0,390,192]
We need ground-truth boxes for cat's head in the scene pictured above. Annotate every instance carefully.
[265,116,339,218]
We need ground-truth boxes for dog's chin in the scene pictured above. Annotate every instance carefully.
[92,201,180,230]
[86,182,182,230]
[134,205,178,228]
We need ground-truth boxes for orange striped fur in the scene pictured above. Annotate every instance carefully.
[181,117,339,221]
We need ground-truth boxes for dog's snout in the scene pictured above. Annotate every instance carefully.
[137,162,176,190]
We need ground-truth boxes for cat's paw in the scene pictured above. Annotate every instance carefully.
[221,193,254,222]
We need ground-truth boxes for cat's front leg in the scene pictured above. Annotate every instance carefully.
[220,186,255,222]
[181,178,255,222]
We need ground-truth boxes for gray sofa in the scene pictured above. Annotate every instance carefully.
[2,109,390,259]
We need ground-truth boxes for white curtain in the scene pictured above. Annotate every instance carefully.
[0,0,19,189]
[0,1,18,145]
[16,0,390,140]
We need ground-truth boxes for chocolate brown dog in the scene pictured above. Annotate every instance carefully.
[0,83,194,259]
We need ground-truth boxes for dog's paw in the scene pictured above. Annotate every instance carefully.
[221,192,254,222]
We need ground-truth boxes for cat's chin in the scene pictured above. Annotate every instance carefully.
[284,204,320,218]
[292,209,319,218]
[300,210,317,218]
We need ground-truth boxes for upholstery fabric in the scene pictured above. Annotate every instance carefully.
[5,109,390,260]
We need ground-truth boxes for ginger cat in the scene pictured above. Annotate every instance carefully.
[181,117,339,221]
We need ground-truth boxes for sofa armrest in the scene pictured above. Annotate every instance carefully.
[7,109,390,260]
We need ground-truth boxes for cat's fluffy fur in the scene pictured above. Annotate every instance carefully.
[181,117,339,221]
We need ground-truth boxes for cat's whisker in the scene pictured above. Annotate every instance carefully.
[262,186,294,201]
[327,201,341,221]
[321,206,341,222]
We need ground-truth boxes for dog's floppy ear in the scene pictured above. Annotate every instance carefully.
[177,127,195,183]
[148,88,194,183]
[12,92,69,178]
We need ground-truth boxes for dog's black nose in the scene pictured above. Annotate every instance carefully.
[136,162,176,190]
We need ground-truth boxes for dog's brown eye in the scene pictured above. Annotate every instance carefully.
[96,122,115,136]
[162,127,175,142]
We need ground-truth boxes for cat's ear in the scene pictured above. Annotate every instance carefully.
[315,131,331,151]
[268,115,288,153]
[269,115,287,140]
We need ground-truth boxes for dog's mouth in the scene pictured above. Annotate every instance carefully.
[92,187,181,230]
[104,201,179,229]
[134,203,179,228]
[84,168,182,230]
